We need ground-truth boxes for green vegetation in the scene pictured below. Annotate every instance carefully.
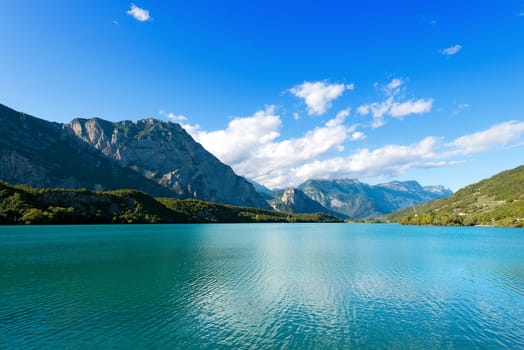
[0,181,341,225]
[0,182,175,224]
[158,197,340,223]
[387,165,524,227]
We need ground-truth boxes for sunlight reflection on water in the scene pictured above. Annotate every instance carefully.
[0,224,523,349]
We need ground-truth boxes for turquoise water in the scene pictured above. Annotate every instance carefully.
[1,224,523,349]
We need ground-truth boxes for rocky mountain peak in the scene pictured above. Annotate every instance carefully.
[297,178,452,219]
[66,116,270,209]
[269,187,340,217]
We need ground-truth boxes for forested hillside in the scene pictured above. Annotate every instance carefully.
[387,165,524,227]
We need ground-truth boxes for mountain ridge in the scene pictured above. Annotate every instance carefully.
[0,103,270,209]
[67,116,270,209]
[387,165,524,227]
[268,187,347,218]
[297,178,452,219]
[0,104,174,197]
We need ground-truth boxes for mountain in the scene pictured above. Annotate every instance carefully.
[423,185,453,197]
[0,181,341,224]
[375,180,453,208]
[298,178,452,219]
[268,187,345,218]
[67,117,270,209]
[387,165,524,227]
[0,102,450,214]
[246,178,274,200]
[0,103,270,209]
[0,104,173,197]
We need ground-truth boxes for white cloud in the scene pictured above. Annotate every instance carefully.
[351,131,366,141]
[184,106,356,188]
[452,103,470,116]
[294,137,441,181]
[389,99,434,117]
[440,44,462,56]
[385,78,403,96]
[387,78,402,90]
[447,120,524,155]
[332,108,350,121]
[170,114,187,122]
[188,106,282,165]
[357,79,433,128]
[127,3,151,22]
[182,106,524,188]
[159,110,187,122]
[283,119,524,186]
[289,81,353,116]
[357,98,392,128]
[357,97,433,126]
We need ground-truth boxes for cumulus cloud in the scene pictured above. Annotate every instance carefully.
[390,99,434,117]
[351,131,366,141]
[384,78,404,96]
[447,120,524,155]
[289,119,524,185]
[127,3,151,22]
[181,105,524,188]
[184,106,357,188]
[440,44,462,56]
[357,98,392,128]
[358,79,433,128]
[188,106,282,165]
[294,137,440,180]
[173,72,522,189]
[159,110,187,122]
[289,81,354,116]
[332,108,350,121]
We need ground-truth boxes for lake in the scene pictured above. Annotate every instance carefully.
[1,223,523,349]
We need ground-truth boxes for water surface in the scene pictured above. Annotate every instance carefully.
[1,223,523,349]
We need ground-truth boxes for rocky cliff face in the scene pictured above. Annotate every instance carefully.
[269,187,343,217]
[0,103,271,209]
[67,117,270,209]
[0,104,173,196]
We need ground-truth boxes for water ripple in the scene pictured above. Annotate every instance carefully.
[1,223,523,349]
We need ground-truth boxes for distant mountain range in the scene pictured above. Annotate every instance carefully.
[260,178,452,219]
[387,165,524,227]
[270,179,452,219]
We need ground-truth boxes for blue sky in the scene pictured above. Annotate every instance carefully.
[1,1,523,190]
